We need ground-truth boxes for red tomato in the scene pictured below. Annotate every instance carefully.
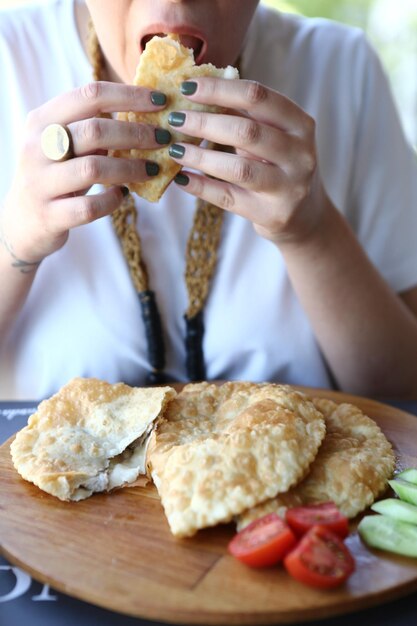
[284,525,355,588]
[285,502,349,539]
[228,513,297,568]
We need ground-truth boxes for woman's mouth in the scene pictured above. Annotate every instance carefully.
[140,31,207,64]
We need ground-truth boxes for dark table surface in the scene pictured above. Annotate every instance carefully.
[1,398,417,626]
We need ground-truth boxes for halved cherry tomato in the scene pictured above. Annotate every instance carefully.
[284,525,355,588]
[228,513,297,568]
[285,502,349,539]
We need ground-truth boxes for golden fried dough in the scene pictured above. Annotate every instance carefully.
[111,34,239,202]
[146,382,326,537]
[237,397,395,529]
[11,377,176,501]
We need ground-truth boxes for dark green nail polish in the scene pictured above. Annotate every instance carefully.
[169,144,185,159]
[174,173,190,186]
[180,81,197,96]
[155,128,172,145]
[168,112,186,127]
[150,91,167,106]
[146,161,159,176]
[120,185,130,197]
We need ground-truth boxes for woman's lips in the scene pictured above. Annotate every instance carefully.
[139,31,207,64]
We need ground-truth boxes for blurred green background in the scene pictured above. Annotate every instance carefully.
[1,0,416,146]
[263,0,417,147]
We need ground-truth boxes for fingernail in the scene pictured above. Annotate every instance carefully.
[155,128,172,145]
[120,186,130,197]
[169,144,185,159]
[168,112,186,127]
[180,81,197,96]
[150,91,167,106]
[146,161,160,176]
[174,173,190,186]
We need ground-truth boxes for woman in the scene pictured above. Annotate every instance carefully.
[1,0,417,399]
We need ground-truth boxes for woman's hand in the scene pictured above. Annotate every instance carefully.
[168,77,328,246]
[165,79,417,398]
[0,81,168,265]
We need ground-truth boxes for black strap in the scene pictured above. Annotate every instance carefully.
[139,290,206,384]
[138,290,167,384]
[184,311,206,382]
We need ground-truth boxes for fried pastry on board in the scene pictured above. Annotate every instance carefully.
[237,397,396,530]
[111,34,239,202]
[146,382,326,537]
[10,377,176,501]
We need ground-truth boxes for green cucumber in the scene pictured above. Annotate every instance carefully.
[358,515,417,557]
[397,468,417,485]
[371,498,417,524]
[389,478,417,505]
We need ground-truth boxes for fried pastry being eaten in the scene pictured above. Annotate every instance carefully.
[11,377,176,501]
[111,34,239,202]
[146,382,326,537]
[237,397,396,530]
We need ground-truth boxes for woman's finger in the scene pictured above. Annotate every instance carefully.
[168,110,306,170]
[28,81,167,128]
[180,77,314,134]
[46,186,125,232]
[176,170,309,239]
[67,118,171,156]
[42,155,159,197]
[174,171,266,223]
[168,142,281,191]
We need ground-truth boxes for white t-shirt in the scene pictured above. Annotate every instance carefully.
[1,0,417,399]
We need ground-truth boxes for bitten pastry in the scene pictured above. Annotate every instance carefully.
[111,34,239,202]
[10,377,176,501]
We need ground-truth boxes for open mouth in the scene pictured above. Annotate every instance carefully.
[140,32,206,64]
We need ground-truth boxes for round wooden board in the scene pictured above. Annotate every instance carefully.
[1,387,417,625]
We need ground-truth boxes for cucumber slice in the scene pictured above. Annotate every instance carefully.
[389,478,417,505]
[371,498,417,524]
[397,468,417,485]
[358,515,417,557]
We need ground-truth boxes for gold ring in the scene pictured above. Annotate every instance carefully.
[40,123,74,162]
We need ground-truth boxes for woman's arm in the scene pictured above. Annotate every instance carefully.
[0,231,39,340]
[278,196,417,398]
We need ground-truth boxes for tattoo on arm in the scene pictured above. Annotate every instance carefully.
[0,226,41,274]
